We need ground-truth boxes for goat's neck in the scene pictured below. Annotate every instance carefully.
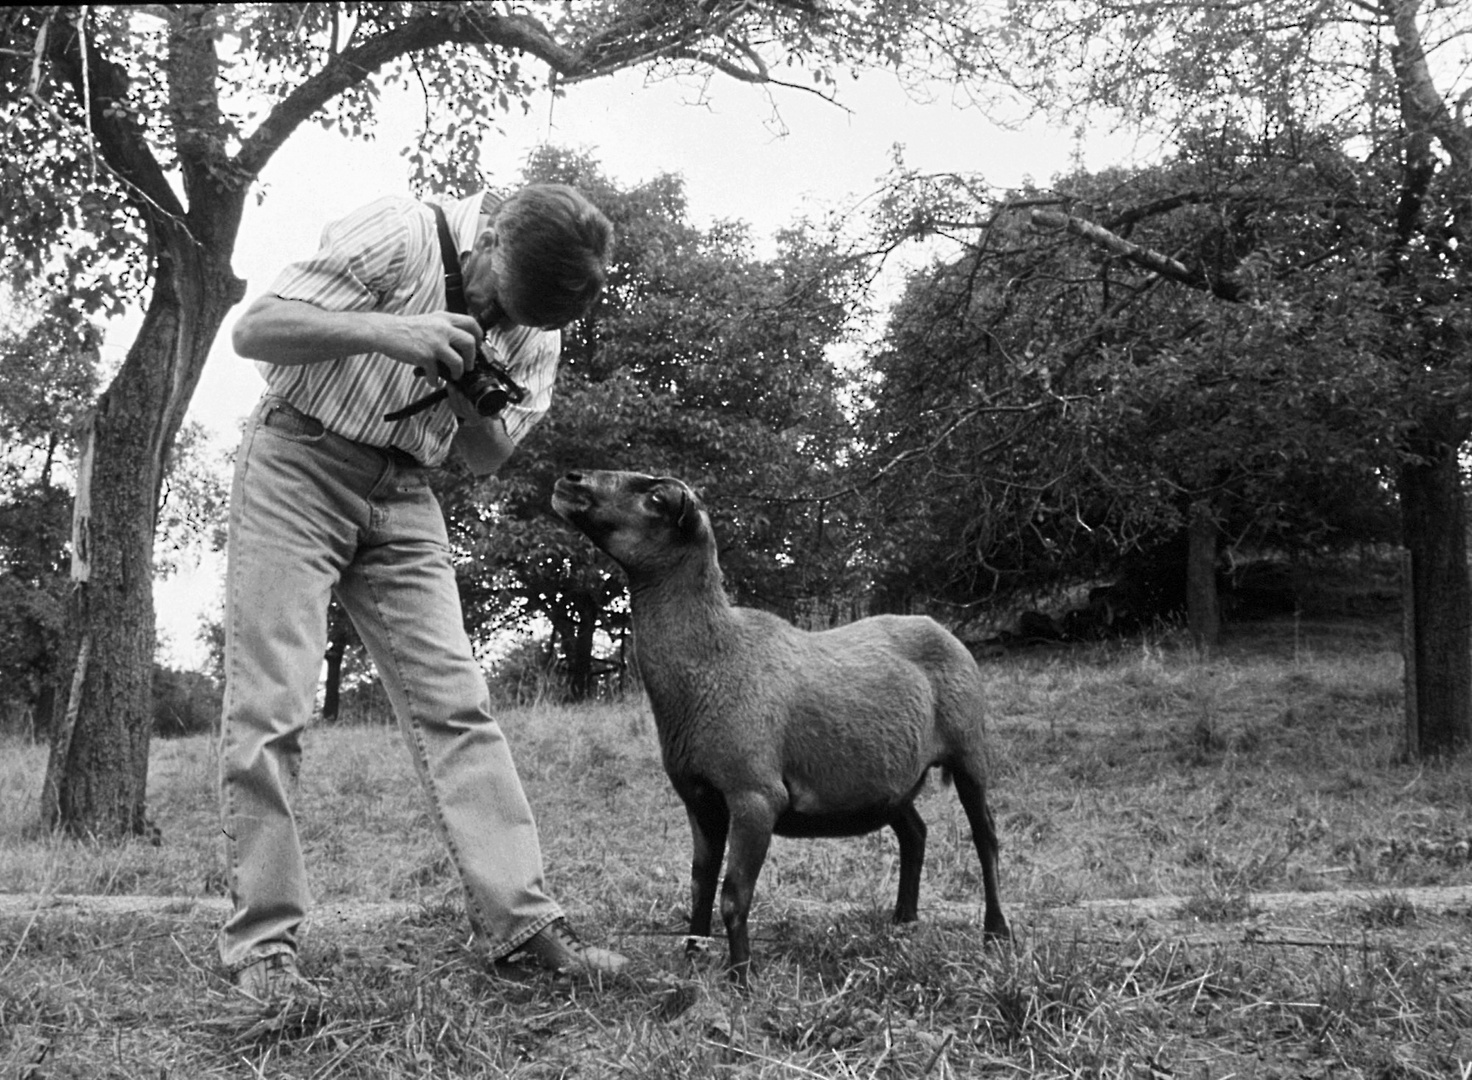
[627,552,736,683]
[629,553,730,630]
[628,559,733,742]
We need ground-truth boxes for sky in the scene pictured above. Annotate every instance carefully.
[137,65,1151,668]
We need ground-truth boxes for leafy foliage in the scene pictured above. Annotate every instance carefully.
[153,422,231,578]
[0,294,99,734]
[150,664,221,739]
[871,0,1471,751]
[0,2,1012,313]
[0,9,152,316]
[0,291,99,482]
[857,126,1405,613]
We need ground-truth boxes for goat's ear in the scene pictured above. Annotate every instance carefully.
[650,480,700,537]
[673,488,697,535]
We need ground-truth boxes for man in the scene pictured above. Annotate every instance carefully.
[220,183,625,1001]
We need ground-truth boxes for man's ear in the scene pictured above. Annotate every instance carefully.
[473,228,498,256]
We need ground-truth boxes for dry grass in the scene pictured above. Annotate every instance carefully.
[3,617,1471,1078]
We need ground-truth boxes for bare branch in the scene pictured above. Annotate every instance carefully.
[805,394,1083,504]
[1030,208,1249,302]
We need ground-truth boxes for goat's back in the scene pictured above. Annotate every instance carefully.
[644,607,987,815]
[802,611,986,739]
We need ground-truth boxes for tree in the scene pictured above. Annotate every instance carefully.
[869,1,1470,754]
[0,1,999,836]
[857,139,1399,646]
[441,147,863,699]
[1018,2,1470,756]
[320,598,377,723]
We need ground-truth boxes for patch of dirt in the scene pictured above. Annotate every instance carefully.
[965,883,1472,953]
[0,892,423,932]
[4,884,1469,948]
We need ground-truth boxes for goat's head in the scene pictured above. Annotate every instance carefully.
[552,470,712,579]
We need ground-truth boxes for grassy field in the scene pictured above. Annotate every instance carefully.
[3,617,1470,1078]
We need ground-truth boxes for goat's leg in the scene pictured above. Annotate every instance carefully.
[684,795,729,958]
[889,803,927,923]
[720,792,778,988]
[952,768,1010,942]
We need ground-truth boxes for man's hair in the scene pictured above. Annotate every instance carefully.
[489,184,614,328]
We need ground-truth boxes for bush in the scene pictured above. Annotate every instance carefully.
[333,678,394,725]
[151,664,221,738]
[486,636,561,707]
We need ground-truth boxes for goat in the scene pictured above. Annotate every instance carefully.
[551,470,1009,984]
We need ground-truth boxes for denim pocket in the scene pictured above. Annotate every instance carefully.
[262,402,326,441]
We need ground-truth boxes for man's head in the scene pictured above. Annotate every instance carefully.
[463,184,613,332]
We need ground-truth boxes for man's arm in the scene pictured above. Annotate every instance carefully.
[232,295,482,382]
[450,418,518,477]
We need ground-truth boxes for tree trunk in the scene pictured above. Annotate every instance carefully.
[1185,501,1221,650]
[322,620,347,723]
[1398,423,1472,759]
[42,237,244,837]
[567,599,599,702]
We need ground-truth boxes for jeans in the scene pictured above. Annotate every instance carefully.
[218,395,562,971]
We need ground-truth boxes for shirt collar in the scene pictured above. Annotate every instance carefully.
[445,191,486,261]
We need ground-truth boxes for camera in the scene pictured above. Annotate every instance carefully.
[452,357,527,418]
[384,354,528,423]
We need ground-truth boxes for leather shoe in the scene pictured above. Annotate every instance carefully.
[233,953,321,1004]
[516,919,628,977]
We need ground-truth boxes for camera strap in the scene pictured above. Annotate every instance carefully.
[430,202,468,315]
[383,203,473,422]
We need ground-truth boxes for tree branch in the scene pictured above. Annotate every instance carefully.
[1389,0,1472,175]
[166,7,226,214]
[1030,208,1247,302]
[44,11,187,230]
[1388,0,1472,247]
[234,8,589,180]
[233,3,841,189]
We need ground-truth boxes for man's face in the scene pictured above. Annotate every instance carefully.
[462,229,571,333]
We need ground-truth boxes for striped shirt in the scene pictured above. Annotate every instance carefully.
[258,191,560,467]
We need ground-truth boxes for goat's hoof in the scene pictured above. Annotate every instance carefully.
[983,918,1012,945]
[683,936,718,969]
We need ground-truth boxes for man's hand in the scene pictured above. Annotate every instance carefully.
[444,380,483,422]
[382,312,483,388]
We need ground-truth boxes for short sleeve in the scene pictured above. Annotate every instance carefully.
[268,196,415,313]
[498,331,561,446]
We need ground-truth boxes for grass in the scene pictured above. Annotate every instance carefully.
[3,617,1471,1078]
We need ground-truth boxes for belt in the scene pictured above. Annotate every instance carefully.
[262,401,422,467]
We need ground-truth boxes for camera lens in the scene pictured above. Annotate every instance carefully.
[473,388,509,416]
[455,369,510,417]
